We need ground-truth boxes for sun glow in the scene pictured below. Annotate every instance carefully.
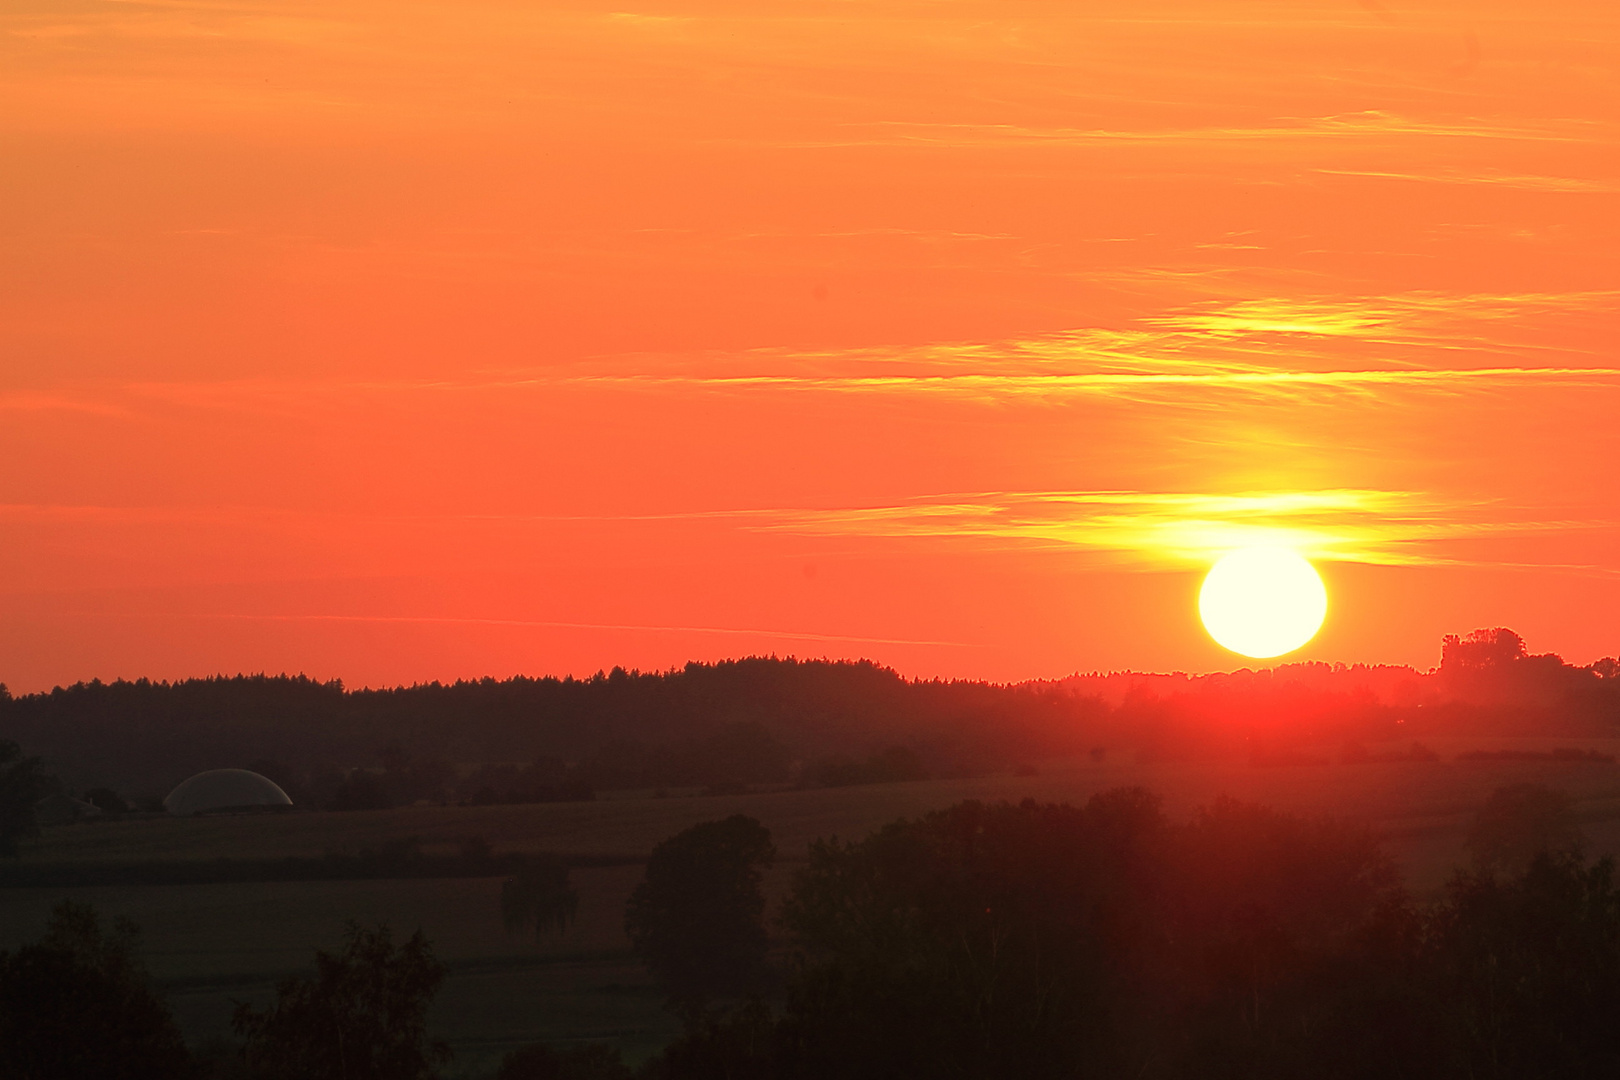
[1198,547,1328,659]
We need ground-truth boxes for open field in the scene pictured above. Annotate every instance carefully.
[22,736,1620,888]
[9,738,1620,1075]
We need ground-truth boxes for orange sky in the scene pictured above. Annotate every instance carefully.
[1,0,1616,693]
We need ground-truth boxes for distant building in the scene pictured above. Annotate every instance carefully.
[35,794,103,826]
[164,769,294,816]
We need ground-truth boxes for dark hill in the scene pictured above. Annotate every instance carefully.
[1,631,1615,803]
[0,658,1105,799]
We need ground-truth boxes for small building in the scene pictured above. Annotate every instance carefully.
[164,769,294,816]
[35,794,103,827]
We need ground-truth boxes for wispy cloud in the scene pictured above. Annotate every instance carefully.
[779,112,1608,150]
[94,611,976,649]
[1147,291,1617,339]
[4,292,1612,422]
[16,353,1619,424]
[548,366,1620,406]
[1316,168,1618,193]
[0,479,1609,585]
[755,488,1604,569]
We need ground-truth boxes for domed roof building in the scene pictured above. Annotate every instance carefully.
[164,769,293,816]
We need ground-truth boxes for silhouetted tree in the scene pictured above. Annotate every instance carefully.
[496,1042,632,1080]
[1428,851,1620,1079]
[501,855,579,941]
[625,815,776,1017]
[1164,796,1412,1079]
[771,790,1419,1080]
[0,737,54,857]
[233,922,449,1080]
[1466,783,1583,875]
[0,901,196,1080]
[516,790,1620,1080]
[778,790,1170,1079]
[1442,628,1528,672]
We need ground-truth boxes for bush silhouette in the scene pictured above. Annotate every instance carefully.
[502,855,580,941]
[0,901,195,1080]
[234,922,449,1080]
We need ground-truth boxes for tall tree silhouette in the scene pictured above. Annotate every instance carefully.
[0,737,53,857]
[779,791,1171,1079]
[625,815,776,1017]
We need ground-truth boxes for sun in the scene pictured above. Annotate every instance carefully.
[1199,547,1327,659]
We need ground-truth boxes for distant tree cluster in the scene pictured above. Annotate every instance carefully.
[502,854,580,943]
[627,788,1620,1080]
[805,744,930,788]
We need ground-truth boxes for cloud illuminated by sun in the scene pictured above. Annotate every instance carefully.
[756,488,1583,569]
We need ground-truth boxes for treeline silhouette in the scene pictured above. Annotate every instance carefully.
[1078,628,1620,763]
[6,783,1619,1079]
[2,630,1617,806]
[0,658,1103,802]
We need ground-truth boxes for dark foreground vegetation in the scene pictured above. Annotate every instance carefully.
[3,782,1619,1079]
[1,628,1616,810]
[624,785,1620,1080]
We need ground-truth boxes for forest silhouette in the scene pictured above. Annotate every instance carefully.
[1,629,1615,810]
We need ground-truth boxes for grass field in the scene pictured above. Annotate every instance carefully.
[8,737,1620,1076]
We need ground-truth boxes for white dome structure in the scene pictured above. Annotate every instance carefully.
[164,769,293,816]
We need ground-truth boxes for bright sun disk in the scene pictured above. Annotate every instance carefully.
[1199,547,1327,659]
